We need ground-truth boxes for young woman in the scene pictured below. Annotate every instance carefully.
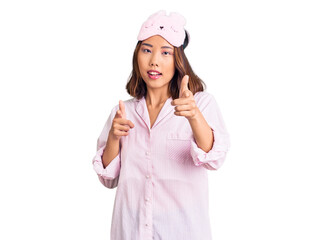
[92,10,231,240]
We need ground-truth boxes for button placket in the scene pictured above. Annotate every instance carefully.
[143,131,153,238]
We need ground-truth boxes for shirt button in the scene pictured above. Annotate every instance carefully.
[145,197,150,201]
[145,151,150,156]
[145,223,148,226]
[146,175,150,179]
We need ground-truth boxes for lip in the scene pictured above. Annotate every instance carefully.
[147,70,162,80]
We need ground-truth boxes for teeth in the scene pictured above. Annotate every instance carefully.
[149,72,160,75]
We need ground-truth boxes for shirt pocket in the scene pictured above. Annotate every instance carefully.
[166,132,193,164]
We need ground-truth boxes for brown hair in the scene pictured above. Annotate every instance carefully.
[125,35,206,100]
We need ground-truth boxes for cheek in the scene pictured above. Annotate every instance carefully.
[137,57,146,73]
[137,55,142,67]
[166,61,175,75]
[164,67,175,81]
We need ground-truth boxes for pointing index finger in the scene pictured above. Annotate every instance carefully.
[119,100,126,119]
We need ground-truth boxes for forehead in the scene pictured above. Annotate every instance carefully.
[141,35,173,48]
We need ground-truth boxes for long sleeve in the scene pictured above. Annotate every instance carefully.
[190,93,231,170]
[92,104,121,189]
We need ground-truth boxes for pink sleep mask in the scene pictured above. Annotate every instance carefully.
[137,10,188,47]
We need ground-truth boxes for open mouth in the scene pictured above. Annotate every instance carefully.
[147,71,162,79]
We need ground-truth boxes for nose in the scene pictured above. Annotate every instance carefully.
[149,52,159,67]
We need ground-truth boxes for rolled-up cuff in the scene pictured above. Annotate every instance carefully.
[190,129,229,170]
[92,145,121,180]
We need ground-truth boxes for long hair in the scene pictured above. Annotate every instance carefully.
[125,32,206,100]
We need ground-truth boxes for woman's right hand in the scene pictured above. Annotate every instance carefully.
[109,100,135,141]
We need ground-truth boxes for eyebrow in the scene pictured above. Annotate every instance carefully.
[142,43,173,50]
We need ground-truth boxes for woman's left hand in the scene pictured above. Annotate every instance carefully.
[171,75,199,120]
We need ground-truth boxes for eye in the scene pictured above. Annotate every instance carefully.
[162,51,172,56]
[142,48,151,53]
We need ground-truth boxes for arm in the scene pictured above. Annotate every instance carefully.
[189,92,231,170]
[187,108,214,153]
[102,135,120,168]
[92,105,121,189]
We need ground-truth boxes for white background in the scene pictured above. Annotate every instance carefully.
[1,0,330,239]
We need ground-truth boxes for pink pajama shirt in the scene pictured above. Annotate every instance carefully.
[92,91,230,240]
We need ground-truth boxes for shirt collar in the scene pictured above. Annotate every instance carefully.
[134,95,174,129]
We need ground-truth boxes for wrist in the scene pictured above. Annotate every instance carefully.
[187,108,201,123]
[107,132,120,143]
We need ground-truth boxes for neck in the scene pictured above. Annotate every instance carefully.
[145,91,171,108]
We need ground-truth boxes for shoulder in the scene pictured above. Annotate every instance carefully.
[112,97,136,109]
[109,97,136,115]
[193,91,215,105]
[193,91,220,114]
